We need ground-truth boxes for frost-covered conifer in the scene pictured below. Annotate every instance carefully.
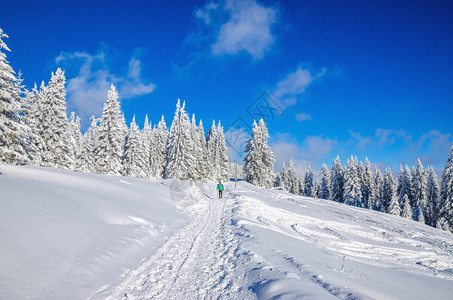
[123,116,148,178]
[286,159,299,194]
[206,120,218,179]
[94,84,126,175]
[313,180,320,198]
[78,116,98,173]
[243,119,275,188]
[190,114,208,181]
[401,194,412,219]
[298,174,305,196]
[373,167,384,211]
[412,159,427,223]
[319,164,330,200]
[150,115,168,178]
[68,112,82,168]
[360,158,374,208]
[304,166,314,197]
[438,145,453,232]
[0,29,29,164]
[344,156,361,207]
[141,115,153,177]
[276,162,288,190]
[382,167,396,213]
[165,100,195,180]
[397,165,413,211]
[426,166,440,227]
[22,85,44,165]
[330,156,344,203]
[216,121,230,181]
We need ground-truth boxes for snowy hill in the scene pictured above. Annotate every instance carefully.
[1,164,453,299]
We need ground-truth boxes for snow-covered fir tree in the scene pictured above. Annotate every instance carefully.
[141,115,153,177]
[360,158,374,208]
[197,120,209,179]
[206,120,218,179]
[150,115,168,178]
[216,121,230,181]
[0,28,28,164]
[319,163,330,200]
[123,116,148,178]
[165,100,195,180]
[373,167,384,211]
[190,115,207,181]
[68,112,82,168]
[78,116,98,173]
[397,165,413,211]
[94,84,126,175]
[298,174,305,196]
[22,85,44,165]
[438,145,453,232]
[313,180,320,198]
[344,156,361,207]
[276,162,288,190]
[401,194,412,219]
[39,68,73,169]
[412,158,427,222]
[287,159,299,194]
[330,156,344,203]
[382,167,396,213]
[304,166,314,197]
[426,166,440,227]
[243,119,275,188]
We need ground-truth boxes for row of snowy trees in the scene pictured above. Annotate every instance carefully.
[275,151,453,233]
[0,28,230,181]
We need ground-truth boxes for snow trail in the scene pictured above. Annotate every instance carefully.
[91,187,254,299]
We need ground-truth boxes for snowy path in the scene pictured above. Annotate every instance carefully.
[91,189,254,299]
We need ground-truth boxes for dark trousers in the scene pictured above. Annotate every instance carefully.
[219,190,223,198]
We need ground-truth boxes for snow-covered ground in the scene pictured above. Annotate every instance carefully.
[1,164,453,299]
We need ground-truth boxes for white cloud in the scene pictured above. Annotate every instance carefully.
[271,66,325,109]
[56,49,155,128]
[295,113,312,122]
[197,0,278,59]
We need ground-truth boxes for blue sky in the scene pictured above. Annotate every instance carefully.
[2,0,452,173]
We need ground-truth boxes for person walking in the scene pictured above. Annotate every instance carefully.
[216,181,224,198]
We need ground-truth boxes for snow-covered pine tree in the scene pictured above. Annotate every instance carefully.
[190,114,206,181]
[388,178,401,216]
[276,162,288,190]
[397,165,413,212]
[344,156,361,207]
[401,194,412,219]
[68,112,82,168]
[319,163,330,200]
[0,28,29,164]
[21,85,44,165]
[123,116,148,178]
[372,167,384,211]
[298,174,305,196]
[313,180,320,198]
[286,159,299,194]
[216,121,230,181]
[94,84,126,175]
[243,119,275,188]
[426,166,440,227]
[382,167,396,213]
[206,120,218,179]
[150,115,168,178]
[412,158,428,223]
[330,156,344,203]
[165,100,195,180]
[304,165,314,197]
[197,119,209,180]
[78,116,98,173]
[141,115,153,178]
[360,158,374,208]
[438,145,453,232]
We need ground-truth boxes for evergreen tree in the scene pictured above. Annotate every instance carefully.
[330,156,344,203]
[438,145,453,232]
[401,194,412,219]
[216,121,230,181]
[360,158,374,208]
[206,120,218,179]
[94,84,126,175]
[276,162,288,190]
[190,114,206,181]
[344,156,361,206]
[382,167,396,213]
[397,165,413,211]
[412,158,427,223]
[0,28,28,164]
[150,115,168,178]
[313,180,320,198]
[78,116,98,173]
[123,116,148,178]
[243,119,275,188]
[304,165,314,197]
[68,112,82,168]
[197,119,209,179]
[373,167,384,211]
[165,100,195,180]
[319,163,330,200]
[22,85,44,165]
[287,159,299,194]
[141,115,153,177]
[426,166,440,226]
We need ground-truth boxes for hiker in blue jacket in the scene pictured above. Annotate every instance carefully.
[216,181,224,198]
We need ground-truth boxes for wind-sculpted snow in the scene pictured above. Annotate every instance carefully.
[1,164,453,299]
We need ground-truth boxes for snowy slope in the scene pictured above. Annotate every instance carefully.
[1,164,453,299]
